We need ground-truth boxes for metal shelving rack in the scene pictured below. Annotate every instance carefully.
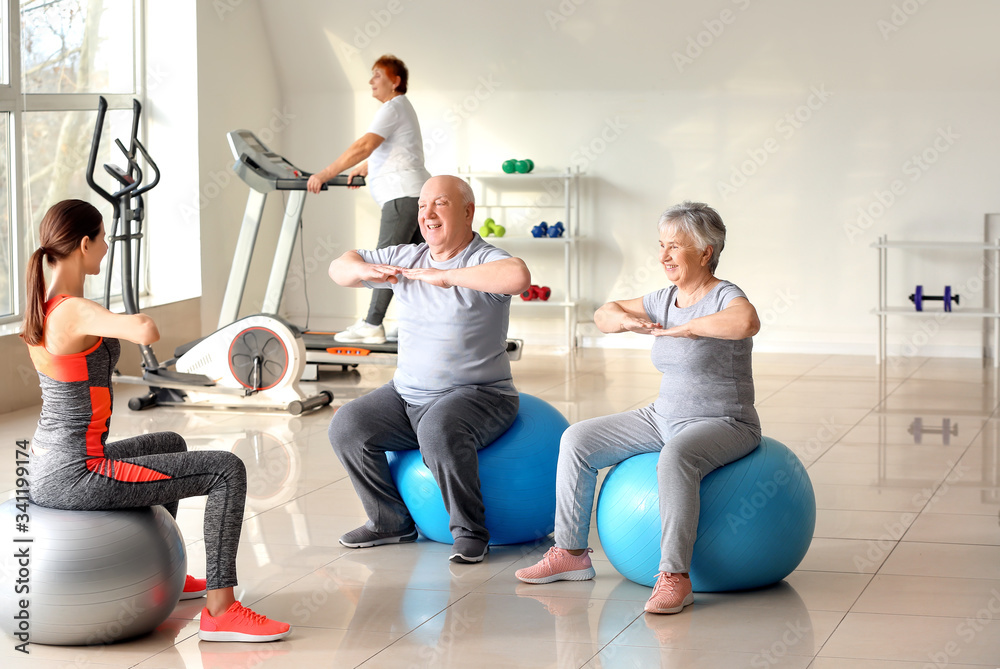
[459,167,583,349]
[872,234,1000,367]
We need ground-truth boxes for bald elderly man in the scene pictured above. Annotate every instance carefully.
[328,175,531,563]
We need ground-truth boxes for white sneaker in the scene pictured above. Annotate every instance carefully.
[385,326,399,342]
[334,319,386,344]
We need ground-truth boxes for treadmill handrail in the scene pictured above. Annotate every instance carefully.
[233,153,364,192]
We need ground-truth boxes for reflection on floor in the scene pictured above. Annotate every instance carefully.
[1,350,998,668]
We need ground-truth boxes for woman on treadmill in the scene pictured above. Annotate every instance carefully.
[307,54,431,345]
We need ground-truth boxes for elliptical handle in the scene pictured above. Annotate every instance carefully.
[86,96,115,205]
[128,99,141,179]
[125,98,160,195]
[113,138,143,196]
[132,137,160,195]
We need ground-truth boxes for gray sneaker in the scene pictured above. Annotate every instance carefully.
[449,536,489,563]
[339,525,418,548]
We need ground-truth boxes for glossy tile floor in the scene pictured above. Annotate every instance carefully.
[1,349,999,668]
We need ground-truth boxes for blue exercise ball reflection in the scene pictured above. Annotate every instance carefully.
[595,436,815,592]
[0,501,186,646]
[387,393,568,545]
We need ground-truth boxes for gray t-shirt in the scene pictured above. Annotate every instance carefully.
[643,280,759,426]
[359,233,517,405]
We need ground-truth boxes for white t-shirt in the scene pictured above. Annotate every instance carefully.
[359,234,517,406]
[366,95,431,208]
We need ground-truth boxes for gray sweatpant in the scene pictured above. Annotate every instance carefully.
[556,405,760,573]
[328,382,519,543]
[365,196,423,326]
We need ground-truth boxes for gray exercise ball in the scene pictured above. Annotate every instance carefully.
[0,500,186,646]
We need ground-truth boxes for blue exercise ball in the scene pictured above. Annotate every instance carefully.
[387,393,568,545]
[0,501,186,646]
[595,436,815,592]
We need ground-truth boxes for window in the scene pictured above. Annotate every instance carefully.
[0,113,9,316]
[0,0,141,320]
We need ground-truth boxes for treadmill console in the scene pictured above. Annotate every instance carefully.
[227,129,365,193]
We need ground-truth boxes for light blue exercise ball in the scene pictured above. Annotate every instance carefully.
[595,436,815,592]
[387,393,568,545]
[0,501,186,645]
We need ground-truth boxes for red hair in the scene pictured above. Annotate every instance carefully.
[373,54,409,94]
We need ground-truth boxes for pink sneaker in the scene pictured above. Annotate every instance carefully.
[644,572,693,614]
[199,602,291,642]
[515,547,596,584]
[180,575,207,600]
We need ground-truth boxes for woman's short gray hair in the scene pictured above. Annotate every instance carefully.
[657,201,726,273]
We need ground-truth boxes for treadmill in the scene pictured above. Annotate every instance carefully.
[225,130,522,376]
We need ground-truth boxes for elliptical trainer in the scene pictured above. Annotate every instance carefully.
[86,96,331,414]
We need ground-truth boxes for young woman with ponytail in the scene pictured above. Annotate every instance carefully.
[21,200,290,642]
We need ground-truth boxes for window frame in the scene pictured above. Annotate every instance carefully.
[0,0,144,326]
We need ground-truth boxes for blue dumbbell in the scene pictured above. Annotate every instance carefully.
[531,222,548,238]
[547,222,564,238]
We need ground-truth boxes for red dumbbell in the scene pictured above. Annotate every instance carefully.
[520,285,551,301]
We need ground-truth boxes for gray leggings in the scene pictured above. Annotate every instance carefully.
[329,382,519,542]
[29,432,247,591]
[556,406,760,573]
[366,196,423,326]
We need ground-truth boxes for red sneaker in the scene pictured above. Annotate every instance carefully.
[180,575,207,600]
[199,602,291,642]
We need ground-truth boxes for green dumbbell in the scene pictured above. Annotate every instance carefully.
[479,217,506,237]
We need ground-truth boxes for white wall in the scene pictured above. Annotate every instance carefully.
[145,0,201,307]
[194,0,290,332]
[188,0,1000,356]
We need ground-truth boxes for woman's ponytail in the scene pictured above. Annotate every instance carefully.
[20,248,49,346]
[18,200,103,346]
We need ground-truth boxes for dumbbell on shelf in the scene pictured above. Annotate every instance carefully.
[521,284,551,301]
[502,159,534,174]
[531,221,564,238]
[909,285,959,312]
[908,417,958,445]
[479,217,505,237]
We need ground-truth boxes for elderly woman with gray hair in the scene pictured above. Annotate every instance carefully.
[516,201,761,615]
